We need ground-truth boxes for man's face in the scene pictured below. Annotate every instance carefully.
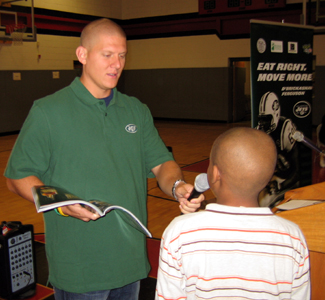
[81,33,127,98]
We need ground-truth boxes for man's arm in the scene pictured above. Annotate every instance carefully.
[151,160,204,214]
[6,176,100,222]
[7,176,43,203]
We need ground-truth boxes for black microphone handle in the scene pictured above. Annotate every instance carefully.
[187,189,202,201]
[180,189,202,215]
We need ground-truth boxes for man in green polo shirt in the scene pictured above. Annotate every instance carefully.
[4,18,204,300]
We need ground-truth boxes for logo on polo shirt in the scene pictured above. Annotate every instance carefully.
[125,124,138,133]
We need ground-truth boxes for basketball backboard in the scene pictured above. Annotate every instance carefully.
[0,0,36,43]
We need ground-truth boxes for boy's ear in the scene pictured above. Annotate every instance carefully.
[76,46,87,65]
[210,165,221,185]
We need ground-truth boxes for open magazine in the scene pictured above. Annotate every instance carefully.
[32,185,152,237]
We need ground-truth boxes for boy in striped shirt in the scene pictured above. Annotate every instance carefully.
[156,127,310,300]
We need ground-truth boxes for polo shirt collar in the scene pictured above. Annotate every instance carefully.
[205,203,273,216]
[70,77,125,108]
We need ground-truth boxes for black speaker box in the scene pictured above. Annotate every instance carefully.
[0,221,36,300]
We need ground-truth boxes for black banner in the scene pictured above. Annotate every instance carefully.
[250,20,314,207]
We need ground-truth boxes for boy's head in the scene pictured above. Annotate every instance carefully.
[207,127,277,206]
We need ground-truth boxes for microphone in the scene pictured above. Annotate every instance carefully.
[187,173,210,201]
[292,130,325,154]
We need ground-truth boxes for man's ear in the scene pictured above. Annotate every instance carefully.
[76,46,87,65]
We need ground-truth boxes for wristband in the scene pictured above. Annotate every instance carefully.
[56,207,69,217]
[172,179,186,200]
[54,208,61,216]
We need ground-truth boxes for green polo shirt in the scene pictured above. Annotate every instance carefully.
[5,77,173,292]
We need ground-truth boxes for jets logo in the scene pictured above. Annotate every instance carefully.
[257,38,266,54]
[293,101,311,118]
[272,99,280,111]
[125,124,138,133]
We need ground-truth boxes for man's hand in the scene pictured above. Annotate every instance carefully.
[59,204,101,222]
[175,182,205,214]
[6,176,101,222]
[151,161,205,213]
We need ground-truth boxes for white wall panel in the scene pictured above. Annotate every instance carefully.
[125,35,251,69]
[32,0,121,18]
[0,35,79,70]
[121,0,198,19]
[2,0,325,72]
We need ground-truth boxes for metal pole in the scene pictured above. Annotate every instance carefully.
[31,0,35,41]
[302,0,306,25]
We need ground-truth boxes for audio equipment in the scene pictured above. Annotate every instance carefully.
[188,173,210,201]
[0,221,36,299]
[293,130,325,154]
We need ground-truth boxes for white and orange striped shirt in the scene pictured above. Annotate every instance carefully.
[155,203,310,300]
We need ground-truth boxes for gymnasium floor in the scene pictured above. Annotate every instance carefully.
[1,118,324,238]
[1,119,324,300]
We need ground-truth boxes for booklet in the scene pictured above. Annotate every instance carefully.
[276,199,323,211]
[32,185,152,237]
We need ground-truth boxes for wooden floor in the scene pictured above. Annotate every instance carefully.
[1,119,323,239]
[2,120,325,300]
[0,119,253,238]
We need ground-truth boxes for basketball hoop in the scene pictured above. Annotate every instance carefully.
[7,24,27,45]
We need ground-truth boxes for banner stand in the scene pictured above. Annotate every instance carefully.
[250,20,314,207]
